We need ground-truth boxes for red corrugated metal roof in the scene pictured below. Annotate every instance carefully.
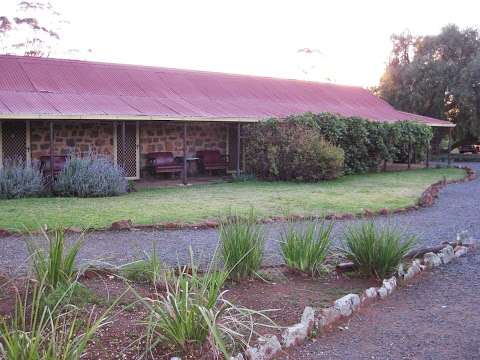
[0,55,453,127]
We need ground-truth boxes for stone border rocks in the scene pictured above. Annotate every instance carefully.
[281,306,315,348]
[244,335,282,360]
[225,239,476,360]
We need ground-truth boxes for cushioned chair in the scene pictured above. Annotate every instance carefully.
[196,150,229,174]
[40,155,67,178]
[146,152,183,176]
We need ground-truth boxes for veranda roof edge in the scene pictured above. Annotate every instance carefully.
[0,113,263,122]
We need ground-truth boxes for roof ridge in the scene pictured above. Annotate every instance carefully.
[0,54,365,91]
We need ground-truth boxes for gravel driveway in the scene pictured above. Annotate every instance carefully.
[1,163,479,275]
[281,251,480,360]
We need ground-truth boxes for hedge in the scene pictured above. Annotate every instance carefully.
[285,113,433,174]
[244,113,433,178]
[244,120,344,181]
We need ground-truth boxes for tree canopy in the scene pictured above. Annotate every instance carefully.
[0,1,89,58]
[376,25,480,148]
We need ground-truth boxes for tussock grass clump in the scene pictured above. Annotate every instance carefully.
[26,228,98,308]
[219,213,265,280]
[0,278,112,360]
[139,256,274,358]
[342,222,416,279]
[281,222,332,276]
[28,228,83,291]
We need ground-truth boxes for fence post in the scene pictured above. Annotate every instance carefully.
[49,120,54,187]
[407,137,412,170]
[236,122,241,177]
[182,122,188,185]
[426,142,430,168]
[447,128,452,165]
[121,121,126,171]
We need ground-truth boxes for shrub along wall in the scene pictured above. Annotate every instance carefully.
[245,113,433,177]
[0,154,127,199]
[244,120,344,181]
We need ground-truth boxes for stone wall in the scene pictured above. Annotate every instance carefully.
[139,122,228,165]
[28,120,228,169]
[29,121,114,160]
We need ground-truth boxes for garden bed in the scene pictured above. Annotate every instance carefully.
[0,265,377,359]
[224,266,377,328]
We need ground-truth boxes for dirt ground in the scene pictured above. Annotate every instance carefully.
[0,266,377,359]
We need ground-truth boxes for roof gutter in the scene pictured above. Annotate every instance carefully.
[0,113,455,127]
[414,121,455,128]
[0,113,263,123]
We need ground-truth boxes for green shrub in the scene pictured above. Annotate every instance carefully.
[219,213,265,280]
[140,263,273,357]
[0,159,44,199]
[0,278,110,360]
[269,113,433,174]
[342,222,416,279]
[280,222,332,276]
[244,121,344,181]
[54,154,127,197]
[27,228,82,291]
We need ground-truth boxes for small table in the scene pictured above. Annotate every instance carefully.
[184,157,199,176]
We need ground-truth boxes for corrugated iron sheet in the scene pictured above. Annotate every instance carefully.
[0,55,452,126]
[0,90,58,114]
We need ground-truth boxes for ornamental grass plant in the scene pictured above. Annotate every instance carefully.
[342,222,416,279]
[280,222,332,276]
[219,212,265,280]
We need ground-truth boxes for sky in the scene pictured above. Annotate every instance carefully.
[2,0,480,87]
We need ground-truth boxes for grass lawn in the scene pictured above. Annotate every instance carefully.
[0,167,465,232]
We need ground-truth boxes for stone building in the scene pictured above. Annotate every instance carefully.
[0,55,454,180]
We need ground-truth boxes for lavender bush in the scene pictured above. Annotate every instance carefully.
[0,159,45,199]
[54,154,127,197]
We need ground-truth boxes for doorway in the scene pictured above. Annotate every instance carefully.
[0,120,30,167]
[114,121,140,179]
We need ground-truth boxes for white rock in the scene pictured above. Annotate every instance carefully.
[377,286,389,299]
[282,306,315,348]
[316,307,342,329]
[170,358,182,360]
[245,335,281,360]
[397,263,407,278]
[231,354,245,360]
[423,252,442,268]
[404,260,422,280]
[334,294,361,317]
[412,259,423,271]
[454,245,468,257]
[382,277,397,295]
[301,306,315,327]
[363,287,378,299]
[439,245,455,264]
[282,322,308,348]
